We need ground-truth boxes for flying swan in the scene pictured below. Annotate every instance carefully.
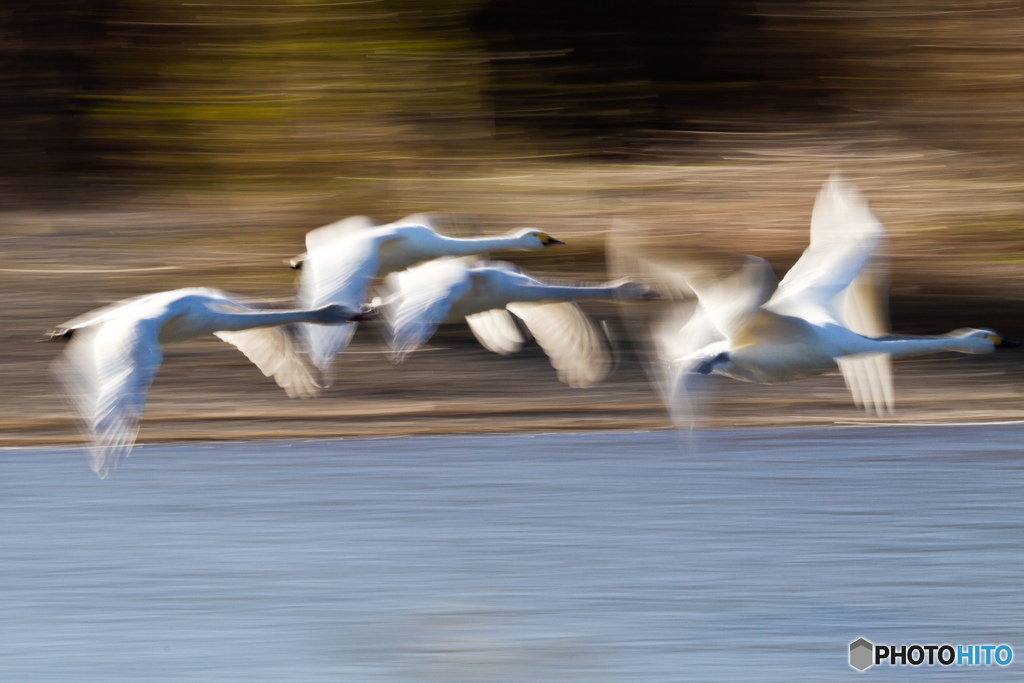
[290,214,564,372]
[48,287,368,477]
[378,256,657,387]
[613,173,1005,422]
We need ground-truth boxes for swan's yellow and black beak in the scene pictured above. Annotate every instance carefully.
[539,233,564,247]
[995,335,1021,348]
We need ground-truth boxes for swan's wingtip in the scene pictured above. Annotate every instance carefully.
[88,449,118,479]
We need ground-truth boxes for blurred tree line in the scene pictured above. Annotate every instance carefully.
[2,0,1023,197]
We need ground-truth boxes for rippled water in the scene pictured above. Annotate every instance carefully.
[2,426,1022,681]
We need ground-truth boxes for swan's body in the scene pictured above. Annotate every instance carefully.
[614,173,1003,419]
[293,215,563,371]
[49,287,365,477]
[380,257,655,387]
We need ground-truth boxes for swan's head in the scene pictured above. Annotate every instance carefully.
[607,279,660,301]
[313,304,375,324]
[949,328,1004,354]
[510,228,564,250]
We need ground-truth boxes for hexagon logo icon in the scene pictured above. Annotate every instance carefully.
[850,638,874,671]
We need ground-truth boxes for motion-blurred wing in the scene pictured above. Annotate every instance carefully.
[56,319,162,478]
[391,212,477,240]
[606,231,688,365]
[214,328,321,399]
[304,215,378,252]
[609,226,776,345]
[836,243,894,414]
[390,213,437,229]
[768,172,887,325]
[655,305,725,429]
[608,224,756,427]
[384,258,474,361]
[837,353,894,415]
[506,301,610,388]
[683,254,777,345]
[298,228,381,371]
[50,289,208,337]
[465,308,527,355]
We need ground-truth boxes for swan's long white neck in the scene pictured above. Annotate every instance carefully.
[207,309,329,332]
[161,307,339,342]
[867,334,990,359]
[510,283,621,303]
[440,234,536,255]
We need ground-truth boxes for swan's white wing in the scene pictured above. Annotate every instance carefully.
[384,259,474,361]
[838,353,894,415]
[615,239,772,348]
[390,212,478,240]
[841,248,889,339]
[465,308,527,355]
[654,304,727,429]
[682,254,777,345]
[51,289,218,335]
[607,234,684,359]
[766,173,892,412]
[767,173,886,324]
[298,231,380,371]
[53,296,150,334]
[835,249,893,414]
[391,213,437,229]
[609,227,775,428]
[506,301,610,388]
[213,328,321,399]
[56,319,162,478]
[304,215,378,252]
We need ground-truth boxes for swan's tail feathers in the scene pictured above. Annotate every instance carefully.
[299,321,357,373]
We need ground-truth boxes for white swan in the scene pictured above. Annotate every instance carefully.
[48,287,367,477]
[614,173,1005,421]
[291,214,564,372]
[378,257,656,387]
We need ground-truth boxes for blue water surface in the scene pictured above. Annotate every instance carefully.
[2,426,1022,681]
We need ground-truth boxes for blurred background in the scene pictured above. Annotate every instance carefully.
[2,0,1022,444]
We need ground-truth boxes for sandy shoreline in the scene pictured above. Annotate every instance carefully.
[6,339,1021,450]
